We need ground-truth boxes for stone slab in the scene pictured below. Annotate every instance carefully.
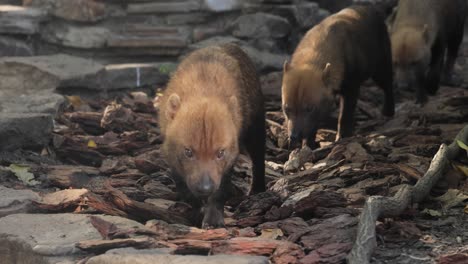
[0,214,145,259]
[0,54,104,96]
[0,36,34,56]
[40,22,111,49]
[0,89,65,114]
[23,0,107,22]
[0,113,53,151]
[0,185,40,217]
[0,5,47,35]
[86,253,270,264]
[127,1,201,14]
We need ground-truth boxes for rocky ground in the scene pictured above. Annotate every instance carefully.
[0,1,467,264]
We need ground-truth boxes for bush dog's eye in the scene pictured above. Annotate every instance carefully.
[184,148,193,158]
[216,149,225,160]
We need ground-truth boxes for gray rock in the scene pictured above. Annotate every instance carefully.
[24,0,107,22]
[0,5,47,35]
[0,36,34,56]
[232,12,291,39]
[0,185,40,217]
[188,36,244,51]
[260,71,282,98]
[104,247,173,255]
[0,54,104,96]
[40,22,111,49]
[203,0,242,12]
[0,113,53,151]
[97,62,175,90]
[165,12,210,25]
[294,2,329,29]
[241,45,288,72]
[189,36,287,72]
[0,214,144,259]
[0,90,65,114]
[86,254,269,264]
[127,1,201,14]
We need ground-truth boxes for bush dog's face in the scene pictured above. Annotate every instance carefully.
[163,94,239,198]
[282,61,332,148]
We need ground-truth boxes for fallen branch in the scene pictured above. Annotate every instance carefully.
[87,181,191,225]
[347,125,468,264]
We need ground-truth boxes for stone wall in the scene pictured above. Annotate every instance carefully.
[0,0,333,73]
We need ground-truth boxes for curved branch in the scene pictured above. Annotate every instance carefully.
[347,125,468,264]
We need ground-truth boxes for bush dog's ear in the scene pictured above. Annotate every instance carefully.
[166,93,181,120]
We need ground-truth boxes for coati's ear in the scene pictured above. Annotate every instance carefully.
[283,60,291,73]
[166,93,181,120]
[322,63,332,87]
[422,24,429,43]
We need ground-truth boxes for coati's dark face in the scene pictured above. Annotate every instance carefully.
[163,94,239,198]
[281,62,333,149]
[391,26,431,91]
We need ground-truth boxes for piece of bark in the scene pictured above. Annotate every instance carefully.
[90,181,190,225]
[55,146,104,167]
[33,188,88,212]
[65,112,106,135]
[211,237,305,263]
[89,216,121,240]
[234,192,282,223]
[258,217,309,237]
[86,192,129,218]
[284,138,358,171]
[76,237,154,254]
[145,219,231,241]
[171,239,212,255]
[292,190,347,218]
[44,165,99,188]
[101,103,155,133]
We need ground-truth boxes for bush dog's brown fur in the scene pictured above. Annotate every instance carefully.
[390,0,467,104]
[159,44,266,228]
[282,5,395,148]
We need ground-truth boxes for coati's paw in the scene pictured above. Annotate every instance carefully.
[201,206,225,229]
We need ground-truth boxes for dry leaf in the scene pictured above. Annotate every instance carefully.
[421,208,442,217]
[453,163,468,177]
[66,95,84,108]
[434,189,468,210]
[259,228,284,240]
[456,140,468,151]
[7,164,39,186]
[88,140,97,148]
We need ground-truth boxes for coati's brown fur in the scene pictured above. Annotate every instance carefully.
[159,43,266,228]
[390,0,467,104]
[282,5,395,148]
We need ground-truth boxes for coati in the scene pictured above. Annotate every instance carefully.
[282,5,395,148]
[390,0,467,104]
[159,44,266,228]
